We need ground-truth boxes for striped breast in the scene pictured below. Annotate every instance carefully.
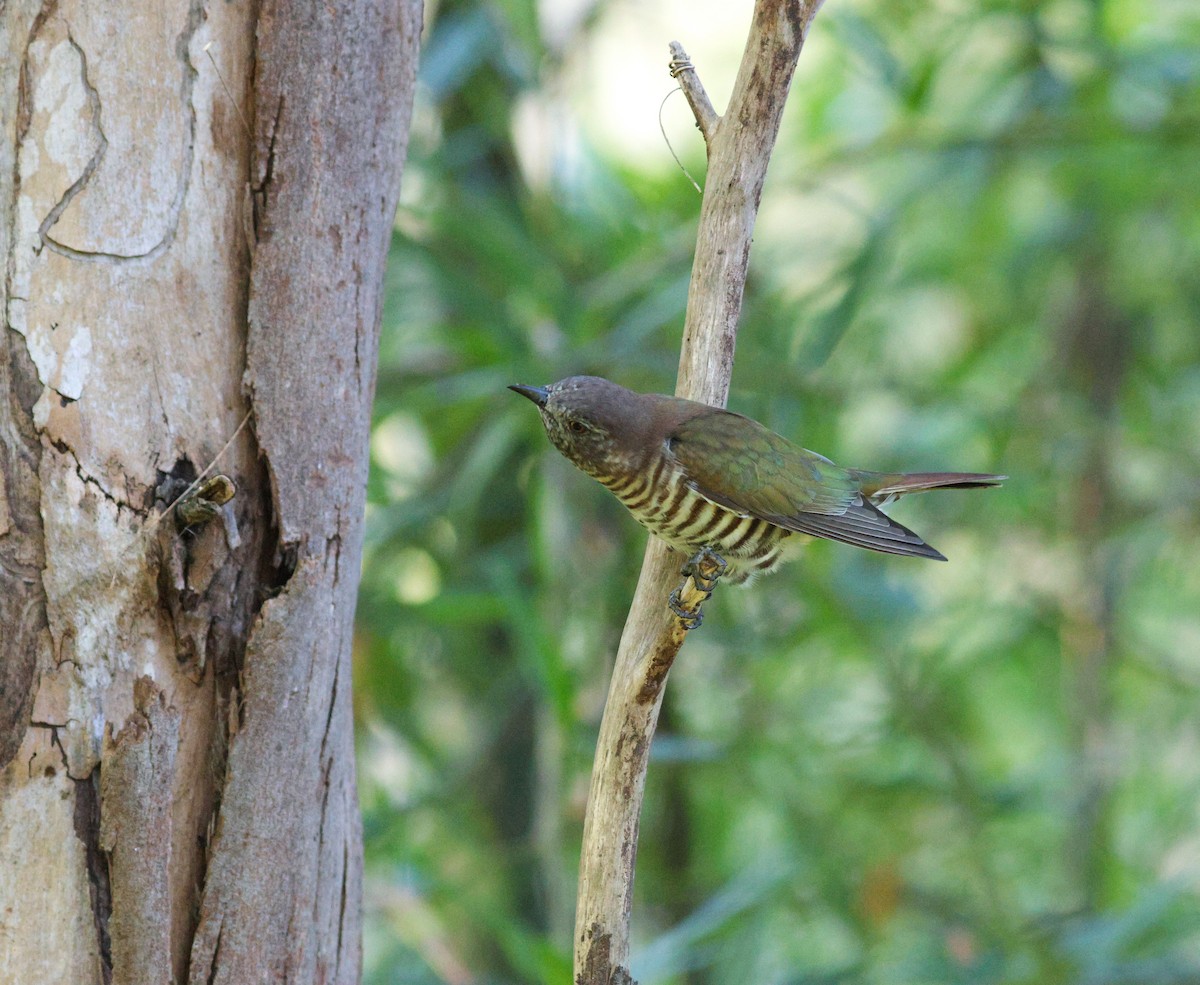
[594,454,797,584]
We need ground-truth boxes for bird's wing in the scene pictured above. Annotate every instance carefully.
[670,410,946,560]
[670,410,854,515]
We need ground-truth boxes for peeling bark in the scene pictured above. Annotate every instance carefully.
[0,0,422,979]
[0,0,50,759]
[0,325,46,769]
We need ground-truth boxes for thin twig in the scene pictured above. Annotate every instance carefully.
[668,41,719,147]
[203,42,253,140]
[658,89,703,194]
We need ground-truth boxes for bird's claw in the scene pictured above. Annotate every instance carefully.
[669,548,727,631]
[669,587,705,630]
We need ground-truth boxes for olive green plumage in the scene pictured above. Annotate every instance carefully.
[511,376,1003,582]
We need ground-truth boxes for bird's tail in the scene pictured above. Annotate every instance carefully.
[852,471,1006,504]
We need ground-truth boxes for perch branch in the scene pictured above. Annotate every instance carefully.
[573,3,825,983]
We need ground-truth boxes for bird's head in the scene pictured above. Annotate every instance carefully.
[509,376,648,478]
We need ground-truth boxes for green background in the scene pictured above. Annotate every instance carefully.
[358,1,1200,981]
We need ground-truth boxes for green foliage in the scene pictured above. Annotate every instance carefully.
[359,1,1200,982]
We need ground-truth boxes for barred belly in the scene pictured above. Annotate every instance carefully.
[596,462,799,583]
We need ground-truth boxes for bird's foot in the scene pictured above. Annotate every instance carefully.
[681,547,727,594]
[668,587,705,630]
[669,548,727,630]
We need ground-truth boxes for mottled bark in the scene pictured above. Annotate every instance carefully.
[0,1,421,981]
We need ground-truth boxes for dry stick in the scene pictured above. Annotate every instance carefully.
[668,42,718,148]
[573,4,825,984]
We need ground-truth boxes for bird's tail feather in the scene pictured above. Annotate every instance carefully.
[853,471,1006,500]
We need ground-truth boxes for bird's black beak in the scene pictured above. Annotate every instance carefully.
[509,384,550,408]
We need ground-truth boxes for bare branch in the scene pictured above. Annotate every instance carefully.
[668,41,719,147]
[678,0,822,406]
[574,3,826,982]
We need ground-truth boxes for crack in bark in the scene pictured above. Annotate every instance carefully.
[327,529,343,584]
[244,94,284,246]
[336,839,349,970]
[183,739,226,985]
[26,722,66,777]
[311,657,340,931]
[73,770,114,985]
[351,259,363,386]
[318,657,340,761]
[202,921,223,985]
[11,4,57,198]
[50,436,142,514]
[36,32,109,258]
[255,95,285,214]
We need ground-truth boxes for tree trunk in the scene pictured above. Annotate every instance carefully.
[0,2,422,982]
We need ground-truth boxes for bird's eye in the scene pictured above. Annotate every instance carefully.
[568,420,587,434]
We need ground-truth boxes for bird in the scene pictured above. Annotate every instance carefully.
[510,376,1003,588]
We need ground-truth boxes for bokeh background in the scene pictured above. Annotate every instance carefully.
[355,1,1200,981]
